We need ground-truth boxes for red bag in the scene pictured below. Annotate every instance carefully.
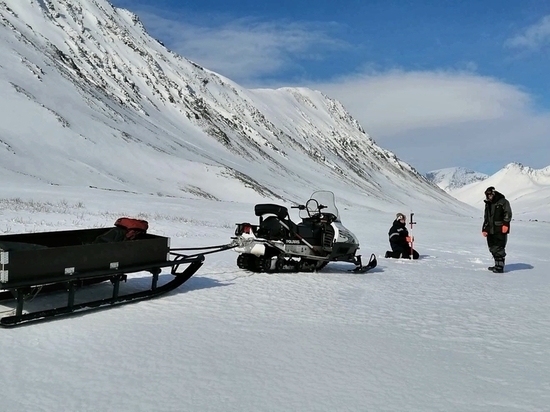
[114,217,148,240]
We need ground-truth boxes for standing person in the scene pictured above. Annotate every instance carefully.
[482,186,512,273]
[385,213,419,259]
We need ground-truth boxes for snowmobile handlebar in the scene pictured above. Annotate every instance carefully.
[291,204,328,211]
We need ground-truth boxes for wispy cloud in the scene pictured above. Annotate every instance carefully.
[505,15,550,50]
[134,10,348,83]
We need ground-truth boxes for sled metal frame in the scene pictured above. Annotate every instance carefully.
[0,228,204,327]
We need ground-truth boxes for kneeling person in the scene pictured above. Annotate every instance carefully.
[385,213,419,259]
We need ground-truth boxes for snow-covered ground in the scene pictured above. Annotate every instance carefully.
[1,185,548,412]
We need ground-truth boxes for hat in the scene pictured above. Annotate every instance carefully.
[484,186,495,196]
[396,213,406,220]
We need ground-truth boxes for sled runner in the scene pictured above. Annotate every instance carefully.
[0,226,204,326]
[233,191,377,273]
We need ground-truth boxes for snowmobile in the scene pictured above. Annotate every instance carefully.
[232,191,377,273]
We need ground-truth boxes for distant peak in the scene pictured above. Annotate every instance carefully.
[504,162,525,170]
[425,167,488,192]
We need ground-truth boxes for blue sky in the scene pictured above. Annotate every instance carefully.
[110,0,550,174]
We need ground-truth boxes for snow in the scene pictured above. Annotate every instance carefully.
[1,185,549,412]
[0,1,549,411]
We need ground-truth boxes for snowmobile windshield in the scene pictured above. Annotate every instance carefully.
[299,191,340,222]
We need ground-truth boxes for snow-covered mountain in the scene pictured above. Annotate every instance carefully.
[0,0,474,216]
[425,167,488,192]
[426,164,550,221]
[452,163,550,220]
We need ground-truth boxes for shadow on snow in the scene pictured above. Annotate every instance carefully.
[505,263,534,272]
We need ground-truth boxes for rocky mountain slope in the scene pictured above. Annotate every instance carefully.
[0,0,472,215]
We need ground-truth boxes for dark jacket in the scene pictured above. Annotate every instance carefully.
[483,191,512,235]
[388,219,410,251]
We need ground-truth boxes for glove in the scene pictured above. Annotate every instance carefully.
[482,231,488,237]
[502,225,509,234]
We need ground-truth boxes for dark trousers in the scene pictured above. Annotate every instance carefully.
[487,233,507,270]
[387,244,419,260]
[487,233,507,259]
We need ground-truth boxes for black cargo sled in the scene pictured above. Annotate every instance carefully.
[0,227,204,326]
[232,191,377,273]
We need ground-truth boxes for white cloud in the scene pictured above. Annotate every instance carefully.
[313,71,532,134]
[505,15,550,50]
[310,70,550,173]
[136,12,348,82]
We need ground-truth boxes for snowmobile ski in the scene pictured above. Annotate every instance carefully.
[351,253,378,273]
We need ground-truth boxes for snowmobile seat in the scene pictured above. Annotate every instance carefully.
[254,204,289,220]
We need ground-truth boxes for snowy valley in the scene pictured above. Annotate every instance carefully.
[0,1,549,411]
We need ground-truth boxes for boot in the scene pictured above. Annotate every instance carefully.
[491,258,505,273]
